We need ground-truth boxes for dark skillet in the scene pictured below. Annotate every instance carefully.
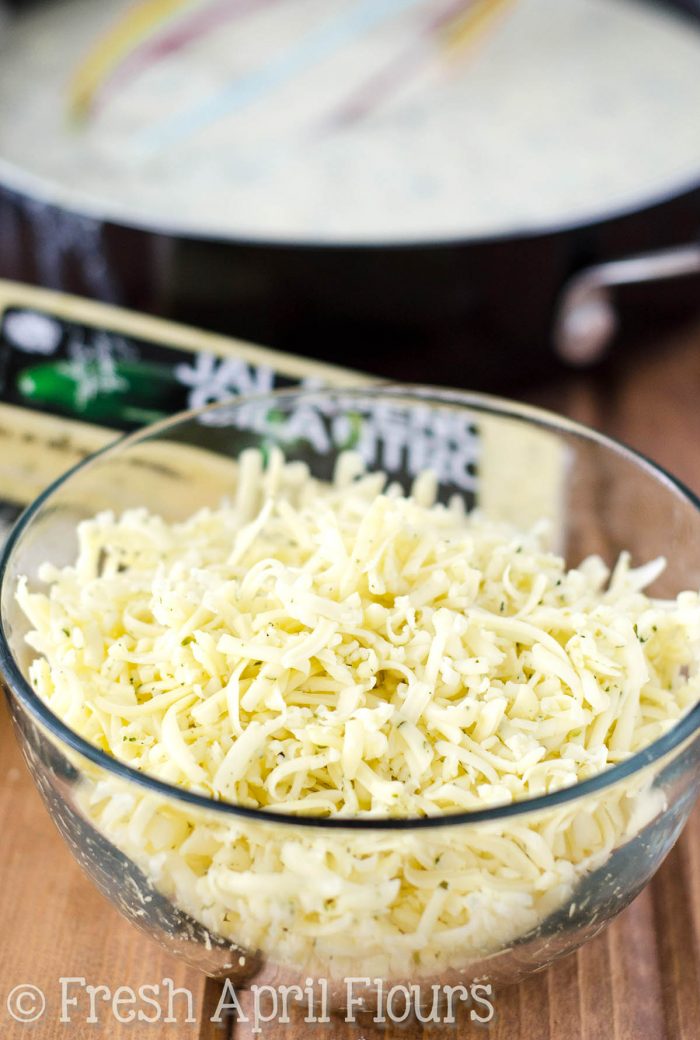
[0,0,699,388]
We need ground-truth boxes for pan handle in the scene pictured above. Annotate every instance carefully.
[553,242,700,366]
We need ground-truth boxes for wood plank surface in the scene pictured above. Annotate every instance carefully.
[0,695,229,1040]
[2,319,700,1039]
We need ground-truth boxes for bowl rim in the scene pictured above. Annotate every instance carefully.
[1,384,699,831]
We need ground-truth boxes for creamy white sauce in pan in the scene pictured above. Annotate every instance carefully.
[0,0,699,243]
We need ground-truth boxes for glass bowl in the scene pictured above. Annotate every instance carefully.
[1,386,699,1011]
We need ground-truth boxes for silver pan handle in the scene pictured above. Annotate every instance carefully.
[553,242,700,366]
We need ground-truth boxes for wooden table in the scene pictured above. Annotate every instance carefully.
[2,321,700,1039]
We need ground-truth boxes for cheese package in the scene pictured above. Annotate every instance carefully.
[0,279,362,539]
[0,281,570,546]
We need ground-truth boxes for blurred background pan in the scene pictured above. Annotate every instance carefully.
[0,0,699,387]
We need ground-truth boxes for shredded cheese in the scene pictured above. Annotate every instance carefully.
[17,448,700,978]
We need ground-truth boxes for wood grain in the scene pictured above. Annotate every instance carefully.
[0,696,229,1040]
[2,320,700,1039]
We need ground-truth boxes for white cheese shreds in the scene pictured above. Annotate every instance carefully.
[17,448,700,978]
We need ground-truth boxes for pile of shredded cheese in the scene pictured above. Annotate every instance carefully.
[18,449,700,978]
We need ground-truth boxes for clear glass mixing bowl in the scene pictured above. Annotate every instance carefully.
[1,387,699,1010]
